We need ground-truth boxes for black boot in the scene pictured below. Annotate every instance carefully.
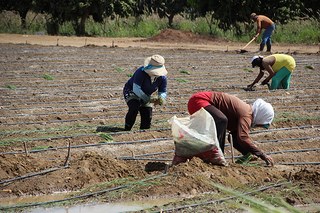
[139,107,152,129]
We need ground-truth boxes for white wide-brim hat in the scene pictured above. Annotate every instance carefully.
[143,54,168,77]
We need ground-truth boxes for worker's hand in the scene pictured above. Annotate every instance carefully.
[261,154,274,167]
[244,84,255,91]
[150,97,166,106]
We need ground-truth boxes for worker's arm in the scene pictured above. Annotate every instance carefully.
[261,57,276,85]
[247,69,264,89]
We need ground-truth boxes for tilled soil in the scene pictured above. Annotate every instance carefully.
[0,30,320,212]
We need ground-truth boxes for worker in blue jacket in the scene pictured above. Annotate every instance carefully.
[123,55,168,131]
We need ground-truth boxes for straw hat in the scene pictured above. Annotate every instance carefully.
[143,55,168,77]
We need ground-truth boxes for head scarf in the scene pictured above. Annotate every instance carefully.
[252,99,274,126]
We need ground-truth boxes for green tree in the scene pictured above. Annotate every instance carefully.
[148,0,188,27]
[0,0,34,29]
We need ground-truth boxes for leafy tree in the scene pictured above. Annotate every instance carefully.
[301,0,320,20]
[0,0,33,29]
[148,0,188,27]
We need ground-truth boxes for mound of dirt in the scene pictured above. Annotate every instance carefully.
[143,29,223,44]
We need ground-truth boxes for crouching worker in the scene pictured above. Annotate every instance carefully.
[172,91,274,166]
[123,55,168,131]
[247,54,296,90]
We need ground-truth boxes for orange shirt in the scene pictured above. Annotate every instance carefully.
[256,15,274,33]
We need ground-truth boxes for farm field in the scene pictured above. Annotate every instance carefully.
[0,30,320,212]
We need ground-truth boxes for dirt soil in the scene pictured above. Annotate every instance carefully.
[0,29,320,212]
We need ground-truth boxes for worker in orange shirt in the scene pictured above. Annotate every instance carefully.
[250,13,275,52]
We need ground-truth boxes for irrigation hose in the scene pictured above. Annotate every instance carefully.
[152,181,290,213]
[0,173,167,211]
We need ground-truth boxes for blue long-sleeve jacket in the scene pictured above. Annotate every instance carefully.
[124,66,167,103]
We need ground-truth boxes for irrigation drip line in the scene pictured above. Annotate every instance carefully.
[156,181,290,213]
[117,147,320,164]
[250,125,320,134]
[0,173,167,211]
[278,162,320,165]
[0,138,172,156]
[258,136,320,144]
[0,166,69,185]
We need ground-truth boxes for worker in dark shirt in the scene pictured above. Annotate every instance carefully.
[123,55,168,131]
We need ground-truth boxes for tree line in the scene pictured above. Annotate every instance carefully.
[1,0,319,36]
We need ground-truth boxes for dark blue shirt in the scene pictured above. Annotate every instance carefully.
[124,66,167,102]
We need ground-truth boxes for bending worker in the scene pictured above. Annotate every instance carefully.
[123,55,168,131]
[250,13,275,52]
[247,54,296,90]
[172,91,275,166]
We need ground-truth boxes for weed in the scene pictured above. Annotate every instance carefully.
[127,73,133,77]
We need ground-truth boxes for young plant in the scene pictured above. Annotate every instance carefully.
[42,74,54,80]
[5,84,16,89]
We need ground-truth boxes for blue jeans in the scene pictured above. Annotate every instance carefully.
[260,23,275,51]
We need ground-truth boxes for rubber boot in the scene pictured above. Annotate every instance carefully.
[139,107,152,129]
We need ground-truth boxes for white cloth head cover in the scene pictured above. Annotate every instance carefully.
[143,54,168,77]
[252,98,274,125]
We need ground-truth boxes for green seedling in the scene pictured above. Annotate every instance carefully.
[5,84,17,90]
[243,68,253,72]
[115,67,124,73]
[127,73,133,77]
[180,70,191,75]
[305,65,314,70]
[98,133,113,141]
[176,78,188,83]
[42,74,54,80]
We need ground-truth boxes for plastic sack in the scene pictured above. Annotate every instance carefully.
[169,107,227,165]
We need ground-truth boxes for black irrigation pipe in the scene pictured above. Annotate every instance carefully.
[0,173,168,211]
[1,130,319,156]
[155,181,290,213]
[278,162,320,165]
[117,147,320,164]
[0,138,172,156]
[0,166,69,185]
[257,136,320,144]
[250,125,320,134]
